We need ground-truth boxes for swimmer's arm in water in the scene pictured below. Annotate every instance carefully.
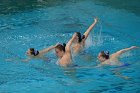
[82,18,98,42]
[112,69,131,80]
[39,45,57,55]
[65,33,77,52]
[21,58,31,62]
[112,46,139,57]
[5,57,31,62]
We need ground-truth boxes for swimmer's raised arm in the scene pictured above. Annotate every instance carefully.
[112,46,139,57]
[39,45,58,55]
[82,18,98,42]
[65,33,77,52]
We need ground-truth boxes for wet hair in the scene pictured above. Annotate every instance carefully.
[76,32,85,43]
[29,48,39,56]
[100,51,110,59]
[55,43,66,52]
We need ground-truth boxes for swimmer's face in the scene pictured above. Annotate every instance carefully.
[55,48,64,58]
[26,49,32,56]
[98,53,106,62]
[74,34,79,43]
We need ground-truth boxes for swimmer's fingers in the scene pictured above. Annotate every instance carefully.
[94,17,98,23]
[131,46,139,49]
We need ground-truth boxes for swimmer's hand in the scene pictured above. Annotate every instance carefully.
[130,46,139,49]
[94,18,98,23]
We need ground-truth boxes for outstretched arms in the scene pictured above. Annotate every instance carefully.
[113,46,139,57]
[39,45,57,55]
[82,18,98,42]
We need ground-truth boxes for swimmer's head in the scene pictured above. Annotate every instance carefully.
[26,48,39,56]
[55,43,66,58]
[75,32,85,43]
[98,51,110,62]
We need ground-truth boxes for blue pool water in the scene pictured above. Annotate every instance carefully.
[0,0,140,93]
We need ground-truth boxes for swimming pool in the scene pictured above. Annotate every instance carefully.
[0,0,140,93]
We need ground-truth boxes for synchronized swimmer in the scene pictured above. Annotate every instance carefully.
[25,44,58,62]
[26,18,139,67]
[54,33,77,67]
[24,18,98,67]
[72,18,98,54]
[97,46,139,67]
[13,18,139,67]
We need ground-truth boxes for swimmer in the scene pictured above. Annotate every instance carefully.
[24,44,58,62]
[55,33,77,67]
[72,18,98,54]
[97,46,139,67]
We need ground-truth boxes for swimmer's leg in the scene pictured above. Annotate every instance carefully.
[112,69,131,80]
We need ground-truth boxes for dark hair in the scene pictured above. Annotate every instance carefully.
[76,32,85,43]
[55,43,66,52]
[29,48,39,56]
[100,51,110,59]
[30,48,35,55]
